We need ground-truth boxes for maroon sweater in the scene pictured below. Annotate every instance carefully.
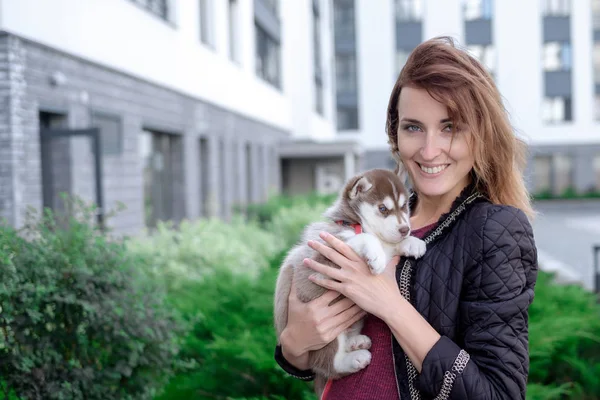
[322,224,435,400]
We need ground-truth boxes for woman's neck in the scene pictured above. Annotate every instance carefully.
[410,182,471,229]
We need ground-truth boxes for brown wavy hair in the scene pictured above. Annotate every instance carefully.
[386,36,534,219]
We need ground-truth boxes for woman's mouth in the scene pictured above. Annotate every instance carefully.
[417,163,450,176]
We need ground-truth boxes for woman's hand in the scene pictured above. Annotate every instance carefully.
[280,276,367,369]
[305,231,441,372]
[304,231,403,321]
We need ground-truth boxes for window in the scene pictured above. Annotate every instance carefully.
[336,55,357,93]
[542,96,572,123]
[314,1,323,114]
[199,137,210,217]
[199,0,214,47]
[255,24,281,88]
[542,42,571,71]
[129,0,169,20]
[337,107,359,130]
[553,154,573,195]
[542,0,570,16]
[594,155,600,190]
[464,0,493,21]
[228,0,240,62]
[261,0,279,16]
[395,0,423,22]
[593,0,600,31]
[533,155,552,195]
[140,129,180,228]
[594,44,600,84]
[334,0,356,42]
[92,113,122,156]
[467,45,496,72]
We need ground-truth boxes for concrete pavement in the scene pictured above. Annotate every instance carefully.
[531,199,600,291]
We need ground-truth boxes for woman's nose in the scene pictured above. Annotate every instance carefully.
[420,133,443,160]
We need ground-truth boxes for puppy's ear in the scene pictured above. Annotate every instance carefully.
[349,176,373,199]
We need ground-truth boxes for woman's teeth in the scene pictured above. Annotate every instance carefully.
[420,164,448,174]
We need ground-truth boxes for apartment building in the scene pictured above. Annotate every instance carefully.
[333,0,600,196]
[0,0,361,234]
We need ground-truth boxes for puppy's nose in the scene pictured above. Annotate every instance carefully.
[399,227,410,237]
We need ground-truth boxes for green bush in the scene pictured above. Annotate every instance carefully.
[527,271,600,399]
[241,192,336,226]
[156,253,317,400]
[127,216,282,288]
[265,203,329,249]
[0,204,179,400]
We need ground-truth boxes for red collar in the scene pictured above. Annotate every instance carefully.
[336,220,363,234]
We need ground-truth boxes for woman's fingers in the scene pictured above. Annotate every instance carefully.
[324,305,366,340]
[307,240,353,268]
[318,232,362,262]
[304,258,345,282]
[325,297,356,317]
[315,289,344,307]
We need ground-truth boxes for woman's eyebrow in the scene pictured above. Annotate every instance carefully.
[399,118,452,124]
[399,118,422,124]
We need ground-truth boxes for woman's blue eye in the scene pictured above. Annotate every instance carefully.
[379,205,387,213]
[405,125,421,132]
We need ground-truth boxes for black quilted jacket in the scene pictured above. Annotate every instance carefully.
[275,185,539,400]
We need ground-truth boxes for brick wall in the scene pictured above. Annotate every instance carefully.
[1,32,288,234]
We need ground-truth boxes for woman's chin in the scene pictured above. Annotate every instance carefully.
[413,181,451,198]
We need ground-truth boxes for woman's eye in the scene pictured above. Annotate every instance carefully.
[443,124,456,133]
[379,205,388,213]
[403,125,421,132]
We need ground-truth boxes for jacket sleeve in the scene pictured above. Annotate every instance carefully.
[274,344,316,381]
[415,205,538,400]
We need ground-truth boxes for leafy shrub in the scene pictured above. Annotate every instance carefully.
[0,205,179,400]
[527,271,600,399]
[156,253,317,400]
[127,216,282,288]
[242,192,336,226]
[265,203,329,249]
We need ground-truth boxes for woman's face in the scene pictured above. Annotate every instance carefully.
[396,86,475,200]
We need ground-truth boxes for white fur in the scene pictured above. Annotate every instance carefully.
[383,196,395,211]
[346,233,387,274]
[397,236,427,259]
[399,193,406,207]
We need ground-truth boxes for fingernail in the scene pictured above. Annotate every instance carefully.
[303,258,312,266]
[307,240,314,247]
[309,273,317,280]
[320,232,329,239]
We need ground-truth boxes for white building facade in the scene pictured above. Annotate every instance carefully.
[0,0,362,233]
[333,0,600,196]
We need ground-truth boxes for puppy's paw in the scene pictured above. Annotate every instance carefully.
[366,253,387,275]
[399,236,427,259]
[348,350,371,372]
[346,335,372,352]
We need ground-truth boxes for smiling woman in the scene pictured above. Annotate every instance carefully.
[275,36,539,400]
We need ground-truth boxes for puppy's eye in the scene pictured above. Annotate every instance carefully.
[379,205,387,213]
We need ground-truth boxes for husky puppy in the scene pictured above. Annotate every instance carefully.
[273,168,426,382]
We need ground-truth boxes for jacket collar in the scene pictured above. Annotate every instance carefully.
[408,182,485,246]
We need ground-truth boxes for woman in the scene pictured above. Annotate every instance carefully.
[275,36,538,400]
